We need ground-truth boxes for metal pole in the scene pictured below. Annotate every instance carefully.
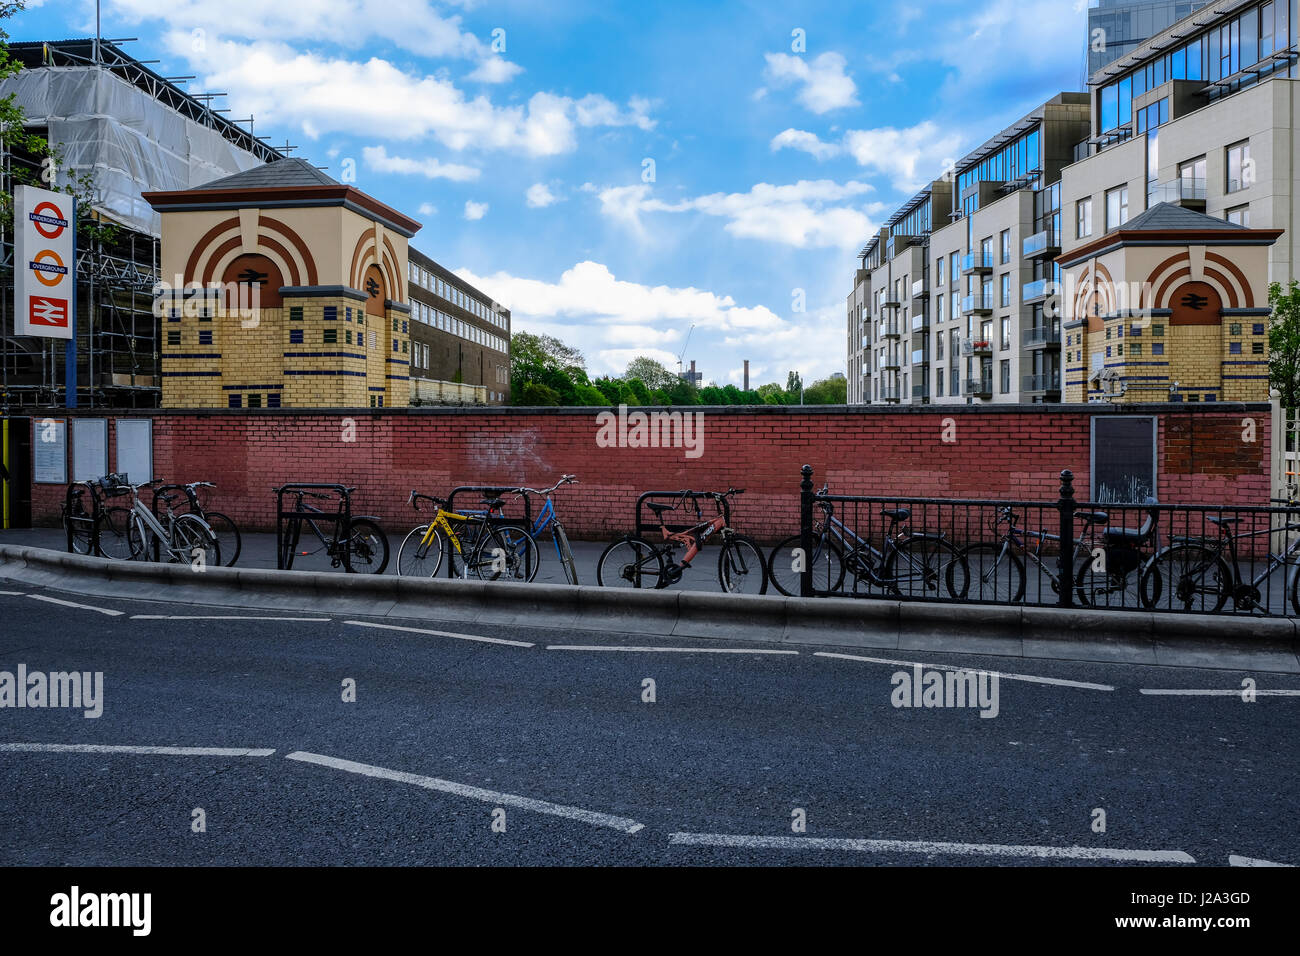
[1058,469,1076,608]
[799,464,814,597]
[94,0,101,65]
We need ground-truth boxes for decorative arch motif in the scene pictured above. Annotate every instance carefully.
[187,216,318,291]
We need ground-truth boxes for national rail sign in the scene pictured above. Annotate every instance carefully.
[14,185,76,340]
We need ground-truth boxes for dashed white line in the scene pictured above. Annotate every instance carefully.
[26,594,124,617]
[1140,689,1300,697]
[344,620,534,648]
[0,590,25,595]
[1229,854,1294,867]
[0,743,275,757]
[815,651,1115,691]
[131,615,330,622]
[668,831,1194,863]
[284,751,643,833]
[547,645,798,655]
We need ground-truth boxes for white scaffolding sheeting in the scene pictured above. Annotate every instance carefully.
[0,65,264,236]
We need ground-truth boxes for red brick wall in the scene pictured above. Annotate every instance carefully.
[23,404,1271,539]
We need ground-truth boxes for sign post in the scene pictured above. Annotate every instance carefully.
[14,185,77,407]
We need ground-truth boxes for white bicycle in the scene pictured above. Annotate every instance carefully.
[113,479,222,567]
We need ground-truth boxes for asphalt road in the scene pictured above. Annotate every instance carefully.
[0,581,1297,866]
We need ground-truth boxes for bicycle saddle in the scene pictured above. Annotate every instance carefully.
[1077,510,1109,525]
[1207,515,1240,526]
[881,508,911,522]
[481,497,506,509]
[647,502,675,514]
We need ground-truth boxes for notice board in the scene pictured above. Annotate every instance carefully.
[1091,416,1158,504]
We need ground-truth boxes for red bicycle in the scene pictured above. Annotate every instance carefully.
[596,488,767,593]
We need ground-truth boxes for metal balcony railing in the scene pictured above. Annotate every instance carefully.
[878,386,902,402]
[1149,177,1207,206]
[1023,372,1062,393]
[962,294,993,314]
[1023,227,1060,259]
[1022,278,1053,303]
[965,376,994,398]
[961,339,993,357]
[961,252,994,274]
[1024,326,1061,348]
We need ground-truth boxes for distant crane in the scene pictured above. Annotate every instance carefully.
[675,324,695,376]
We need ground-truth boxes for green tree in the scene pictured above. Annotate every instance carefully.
[802,376,848,405]
[699,385,725,405]
[1269,280,1300,408]
[785,370,803,402]
[756,382,786,405]
[625,377,652,405]
[625,356,678,391]
[511,331,588,405]
[520,381,561,406]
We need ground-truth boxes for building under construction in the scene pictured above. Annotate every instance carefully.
[0,38,285,410]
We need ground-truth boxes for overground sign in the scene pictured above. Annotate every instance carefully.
[14,185,75,340]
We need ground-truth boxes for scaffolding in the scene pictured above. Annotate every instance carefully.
[0,39,285,411]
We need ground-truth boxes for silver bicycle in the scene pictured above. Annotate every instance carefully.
[115,479,222,567]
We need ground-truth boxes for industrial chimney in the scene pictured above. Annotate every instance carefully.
[743,360,750,391]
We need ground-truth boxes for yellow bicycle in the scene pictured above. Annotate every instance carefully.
[397,491,539,581]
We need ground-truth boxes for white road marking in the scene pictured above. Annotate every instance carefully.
[1141,689,1300,697]
[285,751,643,833]
[344,620,534,648]
[131,615,330,622]
[1229,854,1293,867]
[0,743,275,757]
[0,590,25,595]
[26,594,124,617]
[815,651,1114,692]
[668,831,1194,863]
[547,645,798,655]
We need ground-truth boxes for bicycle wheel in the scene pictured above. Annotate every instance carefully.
[1074,548,1146,609]
[471,525,539,582]
[885,536,969,599]
[553,523,579,585]
[1142,544,1229,612]
[964,542,1026,603]
[96,506,137,559]
[343,519,389,574]
[279,517,302,570]
[173,513,221,568]
[204,512,242,567]
[1290,562,1300,617]
[397,524,445,578]
[718,534,768,594]
[63,499,93,554]
[766,534,845,596]
[597,537,665,589]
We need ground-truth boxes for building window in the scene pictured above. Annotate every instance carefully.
[1000,360,1010,394]
[936,258,945,286]
[1226,205,1250,227]
[324,306,337,321]
[345,307,352,323]
[247,393,262,409]
[1076,199,1092,239]
[1131,343,1143,356]
[1000,317,1010,350]
[1229,342,1243,354]
[228,395,242,408]
[198,330,213,346]
[1229,323,1242,335]
[1227,141,1251,192]
[345,330,352,345]
[1105,185,1128,231]
[1000,274,1011,308]
[1253,341,1265,355]
[290,328,304,344]
[166,329,180,346]
[1152,324,1165,336]
[324,328,337,344]
[1000,230,1011,264]
[1153,343,1165,355]
[267,393,281,408]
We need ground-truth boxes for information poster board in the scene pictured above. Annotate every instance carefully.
[1091,416,1158,504]
[32,417,66,484]
[115,419,152,485]
[72,418,108,482]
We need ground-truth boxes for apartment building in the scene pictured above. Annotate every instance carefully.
[1089,0,1214,73]
[1060,0,1298,403]
[407,248,512,405]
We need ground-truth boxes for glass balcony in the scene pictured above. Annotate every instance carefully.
[1023,371,1061,393]
[1024,326,1061,349]
[881,320,901,338]
[962,294,993,314]
[911,278,928,300]
[911,383,929,401]
[879,385,902,403]
[961,252,994,274]
[961,339,993,357]
[1022,278,1053,303]
[965,375,994,399]
[1149,177,1207,207]
[1023,227,1060,260]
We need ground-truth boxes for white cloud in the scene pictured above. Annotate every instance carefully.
[595,180,876,250]
[525,183,560,208]
[466,56,524,84]
[362,145,480,182]
[763,52,859,114]
[844,121,963,193]
[162,36,653,158]
[769,128,842,161]
[418,202,437,216]
[464,200,489,221]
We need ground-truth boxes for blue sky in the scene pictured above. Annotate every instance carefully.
[15,0,1089,387]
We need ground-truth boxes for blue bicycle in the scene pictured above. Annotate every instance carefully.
[511,474,580,585]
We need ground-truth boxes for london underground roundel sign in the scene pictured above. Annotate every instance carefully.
[14,185,75,340]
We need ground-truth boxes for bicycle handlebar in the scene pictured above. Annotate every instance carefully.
[408,490,446,511]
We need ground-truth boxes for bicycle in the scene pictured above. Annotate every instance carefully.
[767,485,969,599]
[967,500,1160,608]
[511,474,580,585]
[63,474,135,559]
[115,480,221,567]
[1140,504,1300,615]
[397,491,539,582]
[596,488,767,593]
[154,481,242,567]
[279,487,389,574]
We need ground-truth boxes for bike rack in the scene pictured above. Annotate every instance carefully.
[444,485,536,580]
[274,483,353,571]
[634,490,730,538]
[64,473,130,555]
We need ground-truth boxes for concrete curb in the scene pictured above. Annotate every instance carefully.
[1,544,1296,671]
